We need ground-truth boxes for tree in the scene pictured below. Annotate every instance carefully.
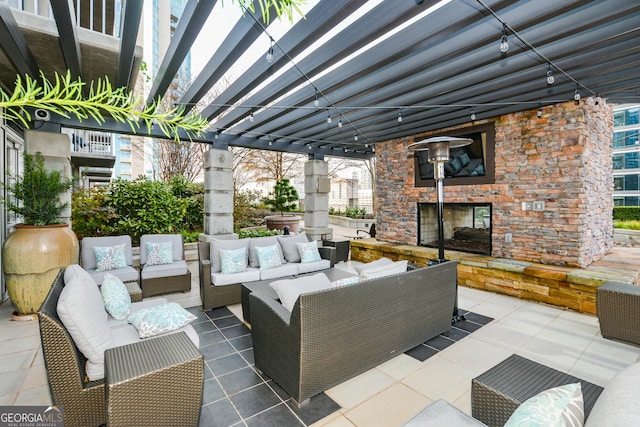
[235,149,304,183]
[264,178,298,215]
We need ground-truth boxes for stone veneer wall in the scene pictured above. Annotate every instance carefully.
[376,99,613,268]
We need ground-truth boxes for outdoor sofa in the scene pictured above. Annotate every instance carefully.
[38,265,203,426]
[249,260,458,405]
[198,233,336,310]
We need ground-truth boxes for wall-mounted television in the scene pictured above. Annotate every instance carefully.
[414,123,495,187]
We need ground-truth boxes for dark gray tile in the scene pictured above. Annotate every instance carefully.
[199,329,227,347]
[210,353,250,376]
[239,348,255,366]
[204,362,214,380]
[464,311,494,325]
[229,334,253,351]
[441,326,470,341]
[218,366,264,396]
[405,343,439,362]
[200,340,236,361]
[229,383,282,419]
[200,398,242,427]
[214,315,242,329]
[245,402,304,427]
[187,306,208,321]
[203,378,227,404]
[265,379,290,401]
[221,324,251,339]
[286,393,340,426]
[192,319,216,334]
[425,335,456,351]
[452,320,483,333]
[206,307,234,320]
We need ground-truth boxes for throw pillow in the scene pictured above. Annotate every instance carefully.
[94,244,128,272]
[145,241,174,266]
[248,236,286,268]
[504,383,584,427]
[331,276,360,288]
[209,239,250,273]
[269,273,332,312]
[354,257,393,275]
[297,240,321,263]
[100,273,131,320]
[127,302,197,339]
[277,233,310,263]
[255,244,283,270]
[360,260,408,280]
[220,247,247,274]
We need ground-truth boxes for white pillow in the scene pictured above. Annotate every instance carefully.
[360,260,408,280]
[584,363,640,427]
[269,273,332,312]
[64,264,97,286]
[505,383,584,427]
[354,257,393,275]
[297,240,321,263]
[57,276,113,381]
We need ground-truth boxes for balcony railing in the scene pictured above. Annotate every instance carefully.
[69,129,114,155]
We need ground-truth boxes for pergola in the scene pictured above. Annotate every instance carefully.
[0,0,638,159]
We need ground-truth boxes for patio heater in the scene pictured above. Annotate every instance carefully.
[408,136,472,323]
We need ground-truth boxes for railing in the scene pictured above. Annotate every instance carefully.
[70,129,114,155]
[7,0,121,36]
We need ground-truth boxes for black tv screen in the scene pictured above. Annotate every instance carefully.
[414,124,495,186]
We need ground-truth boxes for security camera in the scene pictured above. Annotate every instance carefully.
[35,109,50,121]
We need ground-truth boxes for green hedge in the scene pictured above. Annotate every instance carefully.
[613,206,640,221]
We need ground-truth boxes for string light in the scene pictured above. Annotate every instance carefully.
[470,109,476,121]
[249,113,254,122]
[537,104,543,118]
[499,23,509,53]
[343,147,347,153]
[326,112,332,124]
[265,38,274,63]
[268,139,273,146]
[546,64,554,85]
[354,133,358,141]
[308,144,312,150]
[397,112,403,123]
[214,130,219,139]
[313,90,320,107]
[574,85,581,104]
[338,118,343,128]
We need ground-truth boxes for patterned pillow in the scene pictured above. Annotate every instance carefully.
[504,383,584,427]
[255,244,283,270]
[145,241,174,266]
[94,244,127,272]
[220,247,247,274]
[297,241,321,263]
[100,273,131,320]
[127,303,197,339]
[331,276,360,288]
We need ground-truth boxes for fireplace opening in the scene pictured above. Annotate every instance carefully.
[418,202,492,256]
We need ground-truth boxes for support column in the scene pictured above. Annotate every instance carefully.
[301,157,332,240]
[24,129,72,224]
[202,147,236,240]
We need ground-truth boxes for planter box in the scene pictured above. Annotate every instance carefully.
[328,215,376,229]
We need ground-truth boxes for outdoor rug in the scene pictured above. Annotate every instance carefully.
[191,306,493,427]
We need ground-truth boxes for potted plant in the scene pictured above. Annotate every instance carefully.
[2,151,79,318]
[263,178,302,233]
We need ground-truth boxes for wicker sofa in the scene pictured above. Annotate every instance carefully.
[198,233,336,310]
[38,267,204,426]
[249,260,458,405]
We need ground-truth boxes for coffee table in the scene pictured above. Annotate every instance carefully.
[241,268,357,325]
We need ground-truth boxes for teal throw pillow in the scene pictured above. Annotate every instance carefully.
[331,276,360,288]
[297,241,321,263]
[94,244,127,272]
[100,273,131,320]
[127,303,197,339]
[504,383,584,427]
[255,244,282,270]
[146,241,174,266]
[220,247,247,274]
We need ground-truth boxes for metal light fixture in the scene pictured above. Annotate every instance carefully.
[408,136,472,322]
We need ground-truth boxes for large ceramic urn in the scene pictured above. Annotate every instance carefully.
[2,224,79,317]
[265,214,302,233]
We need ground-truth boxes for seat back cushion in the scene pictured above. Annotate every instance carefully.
[585,363,640,427]
[269,273,332,312]
[249,236,286,267]
[354,257,393,275]
[360,260,408,280]
[81,235,133,270]
[277,233,310,263]
[210,239,250,273]
[140,234,183,265]
[56,276,113,381]
[64,263,97,286]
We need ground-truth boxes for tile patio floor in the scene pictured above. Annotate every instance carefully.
[1,233,639,426]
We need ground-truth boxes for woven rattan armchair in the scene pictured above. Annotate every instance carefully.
[140,234,192,298]
[38,270,204,426]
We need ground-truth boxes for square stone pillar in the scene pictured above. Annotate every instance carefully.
[202,147,237,240]
[301,159,333,240]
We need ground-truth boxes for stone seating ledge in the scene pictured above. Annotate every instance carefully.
[350,239,640,315]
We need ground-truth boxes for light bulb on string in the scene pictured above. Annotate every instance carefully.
[537,105,543,118]
[308,144,312,150]
[499,23,509,53]
[354,133,358,142]
[249,113,254,122]
[574,85,581,104]
[313,91,320,107]
[214,130,219,139]
[546,64,554,85]
[338,118,343,128]
[397,112,403,123]
[326,112,332,124]
[470,109,476,121]
[265,39,274,63]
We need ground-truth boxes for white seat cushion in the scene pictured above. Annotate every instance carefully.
[585,363,640,427]
[141,260,188,280]
[259,262,299,280]
[211,268,261,286]
[88,266,139,285]
[297,259,331,274]
[269,273,332,312]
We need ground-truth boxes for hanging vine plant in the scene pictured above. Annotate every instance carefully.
[0,71,208,140]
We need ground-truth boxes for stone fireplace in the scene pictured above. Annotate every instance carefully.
[418,202,492,256]
[374,99,613,268]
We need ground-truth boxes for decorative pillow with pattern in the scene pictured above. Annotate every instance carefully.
[127,303,197,339]
[255,244,283,270]
[100,273,131,320]
[331,276,360,288]
[145,241,174,266]
[296,240,322,263]
[94,244,128,272]
[220,247,247,274]
[504,383,584,427]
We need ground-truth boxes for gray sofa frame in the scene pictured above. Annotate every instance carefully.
[249,260,458,405]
